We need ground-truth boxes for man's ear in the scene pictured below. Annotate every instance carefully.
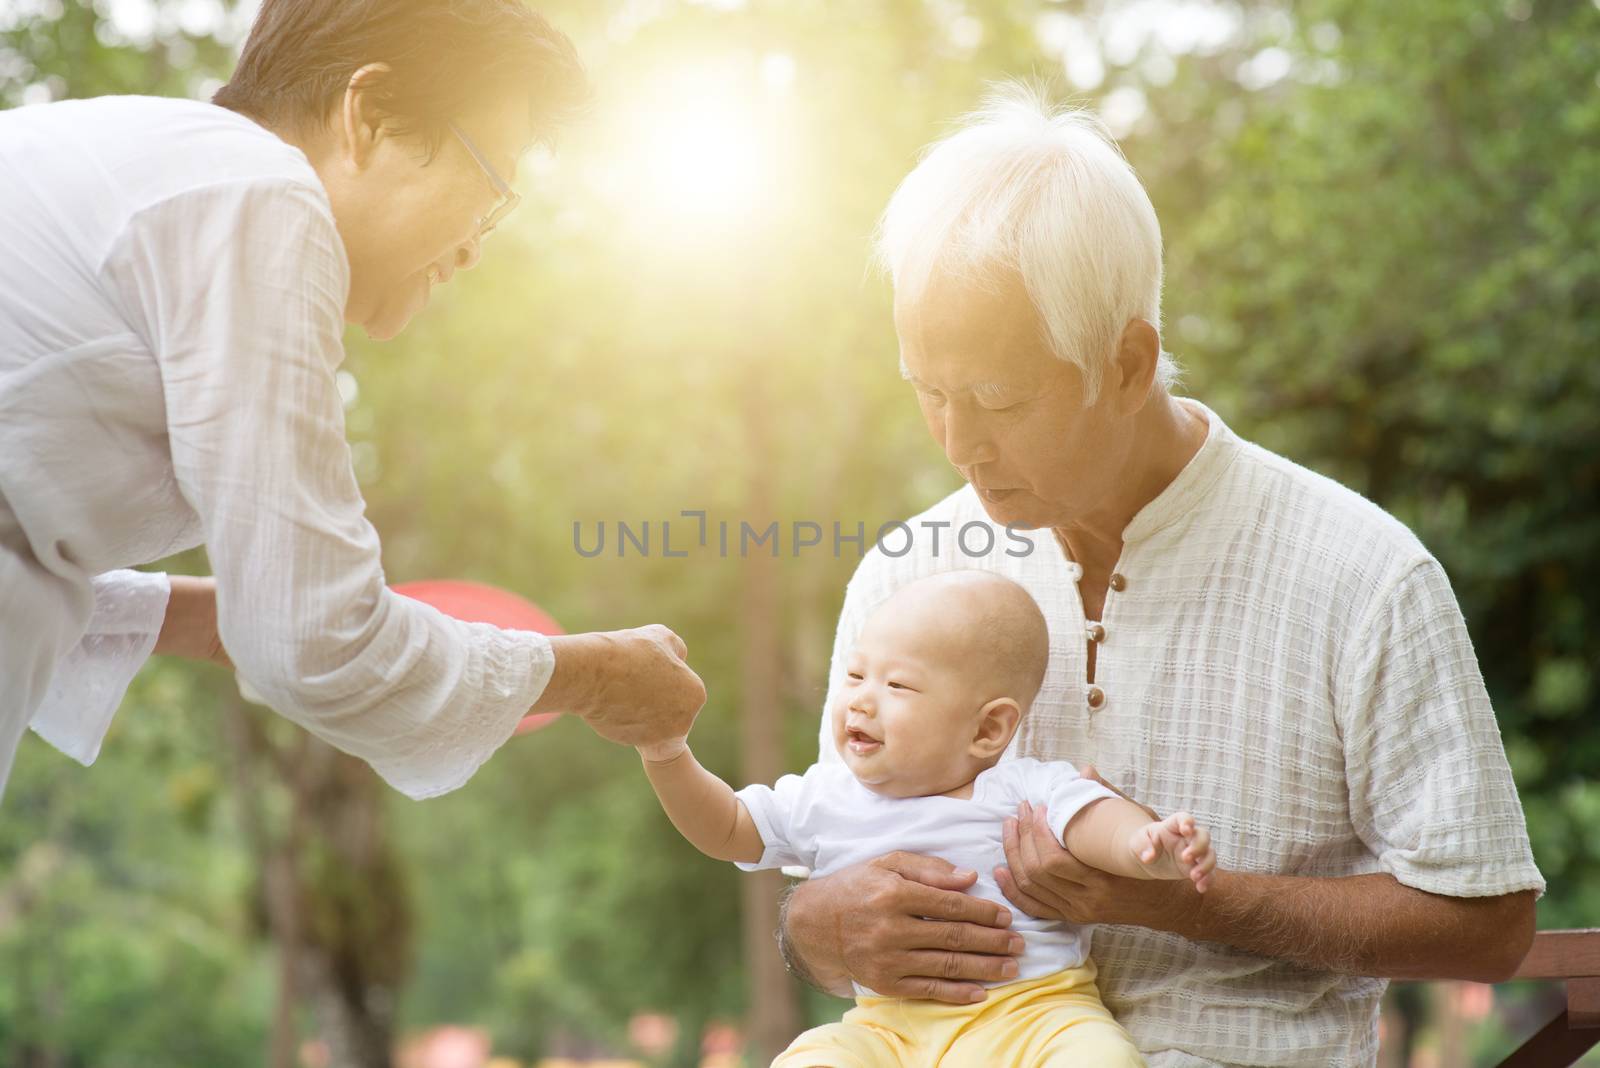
[970,697,1021,760]
[1111,318,1161,416]
[337,62,395,170]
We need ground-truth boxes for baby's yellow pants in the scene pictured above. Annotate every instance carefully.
[771,960,1144,1067]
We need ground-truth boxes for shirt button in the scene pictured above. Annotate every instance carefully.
[1109,572,1128,592]
[1086,685,1106,710]
[1086,623,1106,643]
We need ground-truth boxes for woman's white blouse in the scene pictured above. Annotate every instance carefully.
[0,96,554,801]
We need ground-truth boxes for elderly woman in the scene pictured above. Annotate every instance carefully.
[0,0,704,803]
[777,85,1544,1066]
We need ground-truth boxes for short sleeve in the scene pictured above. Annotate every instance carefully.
[29,569,170,765]
[1000,758,1119,843]
[1337,559,1545,899]
[733,764,835,872]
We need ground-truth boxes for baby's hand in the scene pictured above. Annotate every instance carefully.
[637,738,689,764]
[1129,812,1215,893]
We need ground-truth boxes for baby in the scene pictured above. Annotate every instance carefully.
[637,570,1215,1067]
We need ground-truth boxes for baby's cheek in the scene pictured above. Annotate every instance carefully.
[900,734,939,772]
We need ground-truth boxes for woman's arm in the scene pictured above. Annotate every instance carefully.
[154,575,231,667]
[106,182,704,799]
[638,741,765,864]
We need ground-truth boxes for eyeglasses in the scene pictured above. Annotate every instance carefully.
[447,120,520,239]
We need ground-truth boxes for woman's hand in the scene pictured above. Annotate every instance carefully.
[154,575,232,668]
[783,851,1025,1004]
[537,625,706,747]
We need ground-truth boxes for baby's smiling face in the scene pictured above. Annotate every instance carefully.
[830,571,1049,799]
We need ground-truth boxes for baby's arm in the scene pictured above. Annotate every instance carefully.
[638,742,766,865]
[1061,797,1216,893]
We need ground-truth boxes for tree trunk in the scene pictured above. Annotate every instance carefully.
[740,371,802,1065]
[222,698,411,1068]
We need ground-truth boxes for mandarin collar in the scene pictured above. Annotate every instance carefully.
[1119,400,1241,544]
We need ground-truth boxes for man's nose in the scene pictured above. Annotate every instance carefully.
[942,404,997,468]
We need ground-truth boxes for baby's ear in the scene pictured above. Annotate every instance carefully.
[971,697,1021,758]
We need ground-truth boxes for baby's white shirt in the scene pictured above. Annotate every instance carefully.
[734,756,1118,995]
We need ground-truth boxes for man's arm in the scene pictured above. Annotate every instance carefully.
[1181,870,1537,983]
[777,880,853,998]
[1000,551,1547,983]
[998,799,1537,983]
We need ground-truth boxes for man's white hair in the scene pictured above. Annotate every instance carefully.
[875,81,1176,401]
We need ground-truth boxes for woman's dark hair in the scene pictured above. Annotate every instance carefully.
[213,0,588,155]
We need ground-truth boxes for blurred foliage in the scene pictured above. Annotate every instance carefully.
[1,0,1596,1065]
[0,662,270,1065]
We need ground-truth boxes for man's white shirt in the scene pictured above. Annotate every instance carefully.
[814,400,1544,1067]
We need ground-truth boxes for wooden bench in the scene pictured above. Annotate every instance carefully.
[1495,929,1600,1067]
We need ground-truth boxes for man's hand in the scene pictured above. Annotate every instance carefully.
[1130,811,1216,893]
[1000,770,1539,982]
[537,625,706,747]
[783,852,1024,1004]
[995,769,1200,930]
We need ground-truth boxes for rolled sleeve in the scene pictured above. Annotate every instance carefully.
[1338,558,1545,899]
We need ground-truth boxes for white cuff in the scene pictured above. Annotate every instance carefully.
[30,569,170,765]
[371,626,557,801]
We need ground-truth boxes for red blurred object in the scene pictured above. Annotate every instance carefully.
[391,580,563,736]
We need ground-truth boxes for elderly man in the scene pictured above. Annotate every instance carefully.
[0,0,704,803]
[778,85,1544,1066]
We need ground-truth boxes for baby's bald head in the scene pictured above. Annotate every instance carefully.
[867,570,1050,711]
[838,570,1052,796]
